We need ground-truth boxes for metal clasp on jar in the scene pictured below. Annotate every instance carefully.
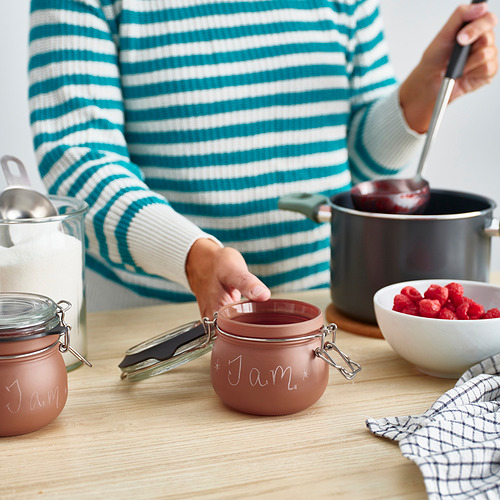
[315,323,361,380]
[56,301,92,367]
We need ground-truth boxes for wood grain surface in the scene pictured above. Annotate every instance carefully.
[1,289,457,499]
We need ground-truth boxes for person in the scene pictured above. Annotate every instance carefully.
[28,1,497,318]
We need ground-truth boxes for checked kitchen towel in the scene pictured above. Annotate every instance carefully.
[366,354,500,500]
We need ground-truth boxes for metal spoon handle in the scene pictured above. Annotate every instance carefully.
[0,155,31,188]
[416,0,486,176]
[416,78,455,176]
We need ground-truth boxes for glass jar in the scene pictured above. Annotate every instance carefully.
[0,195,88,371]
[119,299,361,416]
[0,292,90,437]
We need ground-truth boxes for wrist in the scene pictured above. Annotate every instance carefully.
[185,238,223,289]
[399,64,442,134]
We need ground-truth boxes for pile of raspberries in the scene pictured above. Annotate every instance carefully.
[392,282,500,320]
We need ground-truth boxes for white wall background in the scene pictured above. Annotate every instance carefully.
[1,0,499,270]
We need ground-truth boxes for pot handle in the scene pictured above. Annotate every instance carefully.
[278,193,331,223]
[484,218,500,238]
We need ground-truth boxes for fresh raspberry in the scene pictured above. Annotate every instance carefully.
[443,300,456,312]
[467,301,485,319]
[446,282,465,306]
[401,286,423,303]
[402,303,419,316]
[392,282,500,320]
[454,295,473,307]
[456,302,471,320]
[393,294,414,312]
[424,284,449,306]
[419,299,441,318]
[438,308,457,320]
[484,308,500,319]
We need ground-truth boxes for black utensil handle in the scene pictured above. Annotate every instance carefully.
[445,0,488,80]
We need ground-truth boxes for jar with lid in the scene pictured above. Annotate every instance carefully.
[0,195,89,371]
[0,292,91,437]
[211,299,361,415]
[119,299,361,416]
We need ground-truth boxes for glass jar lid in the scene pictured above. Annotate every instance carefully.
[119,320,214,382]
[0,292,60,340]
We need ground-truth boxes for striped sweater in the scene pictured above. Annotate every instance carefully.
[28,0,422,303]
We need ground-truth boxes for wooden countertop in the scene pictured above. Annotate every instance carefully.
[2,289,457,499]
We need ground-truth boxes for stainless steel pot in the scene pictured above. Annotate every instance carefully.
[279,189,499,324]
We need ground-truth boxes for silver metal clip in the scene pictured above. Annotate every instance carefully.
[201,314,217,346]
[315,323,361,380]
[56,300,92,367]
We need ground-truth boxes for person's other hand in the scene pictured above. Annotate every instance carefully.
[185,238,271,319]
[400,2,498,133]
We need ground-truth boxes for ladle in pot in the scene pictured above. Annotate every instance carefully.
[0,155,58,247]
[351,0,486,215]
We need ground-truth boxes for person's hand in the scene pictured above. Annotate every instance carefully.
[400,2,498,133]
[185,238,271,319]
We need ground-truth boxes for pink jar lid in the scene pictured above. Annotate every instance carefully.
[216,299,324,339]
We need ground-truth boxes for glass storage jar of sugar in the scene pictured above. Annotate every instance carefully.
[0,292,91,436]
[0,196,88,371]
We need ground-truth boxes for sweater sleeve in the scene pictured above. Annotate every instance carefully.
[345,0,424,184]
[28,0,220,290]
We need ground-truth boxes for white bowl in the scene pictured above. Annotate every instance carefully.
[373,279,500,378]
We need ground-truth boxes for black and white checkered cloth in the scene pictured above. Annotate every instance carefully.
[366,354,500,500]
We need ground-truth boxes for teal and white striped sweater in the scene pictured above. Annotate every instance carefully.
[28,0,422,303]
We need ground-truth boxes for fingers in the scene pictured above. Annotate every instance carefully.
[457,10,497,46]
[401,3,498,130]
[434,3,495,48]
[459,1,489,23]
[219,247,271,302]
[464,42,498,82]
[187,242,271,319]
[199,290,240,320]
[440,4,499,99]
[434,3,485,43]
[457,9,498,93]
[233,272,271,302]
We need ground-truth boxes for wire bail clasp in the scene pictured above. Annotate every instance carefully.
[315,323,361,380]
[57,300,92,367]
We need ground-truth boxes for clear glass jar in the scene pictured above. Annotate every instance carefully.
[0,292,90,436]
[0,195,88,371]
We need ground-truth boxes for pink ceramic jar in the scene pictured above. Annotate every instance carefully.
[211,299,360,415]
[119,299,360,416]
[0,293,88,436]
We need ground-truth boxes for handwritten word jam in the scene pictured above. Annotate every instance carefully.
[2,378,66,415]
[213,354,312,391]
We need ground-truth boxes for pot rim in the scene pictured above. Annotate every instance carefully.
[331,188,496,220]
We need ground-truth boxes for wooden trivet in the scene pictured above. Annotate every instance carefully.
[325,303,383,339]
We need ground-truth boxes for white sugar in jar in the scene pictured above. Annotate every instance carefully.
[0,196,88,371]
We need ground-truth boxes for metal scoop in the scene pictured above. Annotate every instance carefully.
[0,155,57,247]
[351,0,485,214]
